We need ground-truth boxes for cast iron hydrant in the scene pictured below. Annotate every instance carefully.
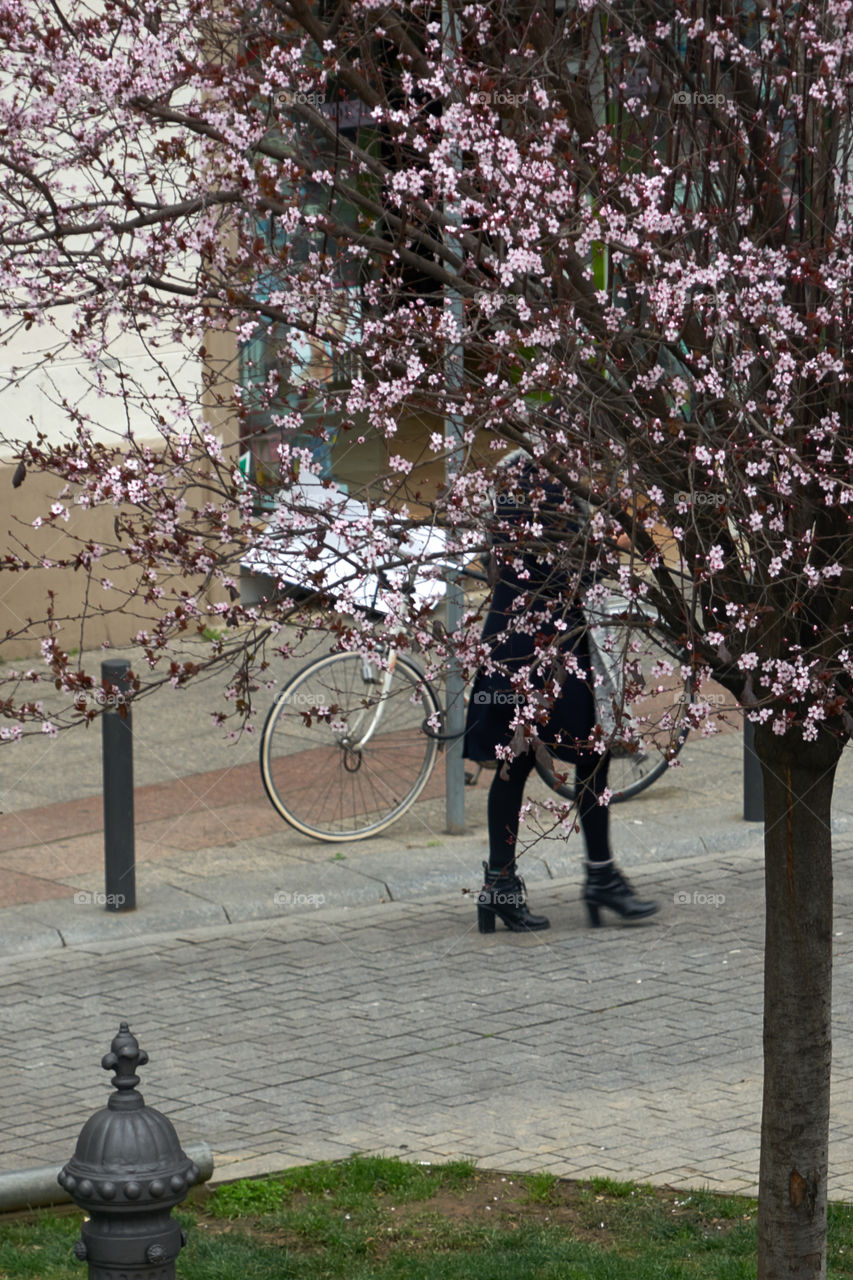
[59,1022,200,1278]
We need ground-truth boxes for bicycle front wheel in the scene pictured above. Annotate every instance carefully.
[260,651,441,841]
[535,638,692,803]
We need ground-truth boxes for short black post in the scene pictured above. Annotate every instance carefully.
[102,658,136,910]
[743,717,764,822]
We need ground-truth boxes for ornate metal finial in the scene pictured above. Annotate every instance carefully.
[101,1022,149,1106]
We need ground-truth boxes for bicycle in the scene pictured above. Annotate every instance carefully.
[259,584,693,842]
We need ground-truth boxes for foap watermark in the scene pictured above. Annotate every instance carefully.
[274,890,326,908]
[495,488,532,506]
[675,491,726,507]
[73,689,128,711]
[673,889,726,908]
[319,99,375,129]
[279,90,326,109]
[273,689,360,709]
[472,690,525,706]
[472,288,507,308]
[473,90,525,106]
[74,890,126,907]
[672,91,727,107]
[672,690,727,706]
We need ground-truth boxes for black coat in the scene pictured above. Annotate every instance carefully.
[463,464,596,764]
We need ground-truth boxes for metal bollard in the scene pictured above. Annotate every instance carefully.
[59,1023,200,1278]
[444,572,466,835]
[743,718,765,822]
[102,658,136,911]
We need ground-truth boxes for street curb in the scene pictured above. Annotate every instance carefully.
[0,841,769,966]
[1,797,850,959]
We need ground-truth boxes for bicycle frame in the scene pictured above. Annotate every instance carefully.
[259,575,691,843]
[351,593,680,759]
[348,649,399,750]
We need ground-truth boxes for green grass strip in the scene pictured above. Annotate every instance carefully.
[2,1155,853,1279]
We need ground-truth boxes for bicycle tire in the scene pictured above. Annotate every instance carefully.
[534,643,693,803]
[260,651,441,842]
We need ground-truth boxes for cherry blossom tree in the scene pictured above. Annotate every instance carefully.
[2,1,852,1274]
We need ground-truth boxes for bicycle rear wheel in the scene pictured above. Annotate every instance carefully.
[535,633,692,803]
[260,651,441,841]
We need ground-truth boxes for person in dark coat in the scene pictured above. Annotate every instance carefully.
[465,450,659,932]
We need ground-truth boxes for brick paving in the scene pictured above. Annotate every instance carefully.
[0,761,276,908]
[1,657,853,1198]
[1,841,853,1197]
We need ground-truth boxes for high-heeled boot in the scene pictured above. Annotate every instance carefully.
[477,861,550,933]
[583,860,659,927]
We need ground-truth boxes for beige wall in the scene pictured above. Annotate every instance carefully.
[0,324,208,657]
[0,322,493,658]
[0,459,220,659]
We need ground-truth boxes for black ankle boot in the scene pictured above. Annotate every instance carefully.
[583,861,659,927]
[477,861,550,933]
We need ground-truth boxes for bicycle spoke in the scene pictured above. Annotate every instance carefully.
[260,652,440,840]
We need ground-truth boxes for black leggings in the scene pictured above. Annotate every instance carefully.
[487,749,612,871]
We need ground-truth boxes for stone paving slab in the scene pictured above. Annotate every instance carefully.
[2,842,853,1199]
[2,650,853,1198]
[8,728,853,955]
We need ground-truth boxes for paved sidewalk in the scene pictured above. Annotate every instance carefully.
[2,842,853,1199]
[2,655,853,1200]
[7,727,853,953]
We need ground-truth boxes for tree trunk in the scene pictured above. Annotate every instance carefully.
[755,724,844,1280]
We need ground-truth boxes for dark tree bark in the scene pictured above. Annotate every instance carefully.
[756,725,845,1280]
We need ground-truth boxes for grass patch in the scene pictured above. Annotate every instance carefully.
[3,1155,853,1279]
[522,1171,559,1204]
[209,1154,477,1220]
[588,1175,638,1198]
[0,1214,80,1280]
